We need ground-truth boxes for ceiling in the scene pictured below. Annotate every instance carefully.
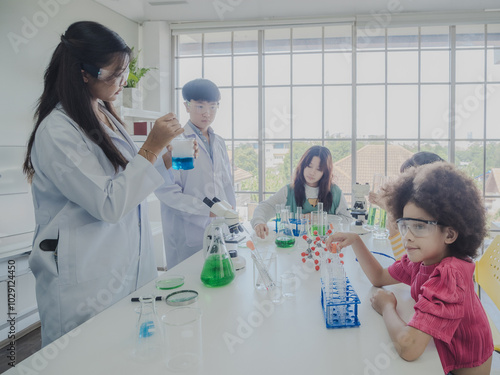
[95,0,500,24]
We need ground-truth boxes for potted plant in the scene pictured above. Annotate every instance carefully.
[122,47,156,109]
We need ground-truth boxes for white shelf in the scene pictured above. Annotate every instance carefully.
[120,107,163,120]
[130,135,147,143]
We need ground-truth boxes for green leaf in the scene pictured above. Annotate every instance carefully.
[126,46,156,87]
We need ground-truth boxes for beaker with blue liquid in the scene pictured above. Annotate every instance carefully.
[171,136,195,170]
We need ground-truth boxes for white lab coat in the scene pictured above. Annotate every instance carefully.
[28,104,160,346]
[155,123,235,269]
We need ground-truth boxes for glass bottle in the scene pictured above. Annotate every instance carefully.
[200,220,235,287]
[132,295,164,361]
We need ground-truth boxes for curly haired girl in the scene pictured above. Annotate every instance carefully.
[326,162,493,375]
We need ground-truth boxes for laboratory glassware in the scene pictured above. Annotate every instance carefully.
[200,220,235,287]
[275,208,295,248]
[171,136,195,170]
[132,295,164,361]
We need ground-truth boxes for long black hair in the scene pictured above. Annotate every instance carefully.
[23,21,131,181]
[292,146,334,212]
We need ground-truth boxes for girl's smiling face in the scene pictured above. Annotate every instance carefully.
[400,202,457,265]
[303,156,324,187]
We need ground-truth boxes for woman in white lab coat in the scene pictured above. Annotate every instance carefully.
[23,21,183,346]
[155,79,236,269]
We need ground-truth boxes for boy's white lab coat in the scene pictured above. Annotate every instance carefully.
[28,104,160,346]
[155,124,235,269]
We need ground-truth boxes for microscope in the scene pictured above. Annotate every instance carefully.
[203,197,246,270]
[349,183,370,226]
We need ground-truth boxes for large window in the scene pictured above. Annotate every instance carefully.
[173,23,500,239]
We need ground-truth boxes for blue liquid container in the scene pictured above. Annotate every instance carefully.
[172,157,194,170]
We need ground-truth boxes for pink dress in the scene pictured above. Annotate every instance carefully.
[388,255,493,374]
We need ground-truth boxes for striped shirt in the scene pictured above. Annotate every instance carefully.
[388,255,494,374]
[389,232,405,260]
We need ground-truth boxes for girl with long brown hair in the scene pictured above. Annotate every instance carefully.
[251,146,349,239]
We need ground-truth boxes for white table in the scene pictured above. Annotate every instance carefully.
[6,233,442,375]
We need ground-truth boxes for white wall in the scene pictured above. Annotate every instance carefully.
[0,0,139,147]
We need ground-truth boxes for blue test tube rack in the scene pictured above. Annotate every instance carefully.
[274,218,301,236]
[289,218,299,236]
[320,277,361,329]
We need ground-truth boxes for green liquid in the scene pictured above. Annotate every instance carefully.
[379,209,387,228]
[311,225,326,236]
[367,207,377,226]
[200,255,235,287]
[275,236,295,248]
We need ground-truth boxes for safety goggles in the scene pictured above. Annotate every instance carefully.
[396,217,444,238]
[187,101,219,114]
[81,63,129,86]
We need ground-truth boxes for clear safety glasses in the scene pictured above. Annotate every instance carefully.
[187,101,219,114]
[396,217,443,238]
[97,67,129,86]
[81,62,129,86]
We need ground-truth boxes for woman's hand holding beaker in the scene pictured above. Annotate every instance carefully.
[141,113,184,163]
[162,139,199,169]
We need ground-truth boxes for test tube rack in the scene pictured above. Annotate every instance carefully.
[320,250,360,329]
[321,277,361,329]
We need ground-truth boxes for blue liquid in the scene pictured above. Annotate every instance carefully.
[172,157,194,170]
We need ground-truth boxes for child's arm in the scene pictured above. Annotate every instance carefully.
[326,232,399,287]
[371,289,433,361]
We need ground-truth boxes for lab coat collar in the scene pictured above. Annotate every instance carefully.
[53,102,137,158]
[98,103,138,156]
[184,121,214,155]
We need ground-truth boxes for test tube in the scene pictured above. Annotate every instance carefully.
[318,202,324,236]
[295,207,302,235]
[275,204,281,221]
[275,204,281,233]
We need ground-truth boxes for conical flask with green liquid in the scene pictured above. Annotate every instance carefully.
[200,220,235,287]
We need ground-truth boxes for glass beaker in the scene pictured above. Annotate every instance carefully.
[253,251,277,290]
[200,220,235,287]
[364,174,384,231]
[311,211,328,236]
[132,295,164,361]
[373,208,389,239]
[171,136,195,170]
[328,215,343,233]
[275,208,295,248]
[162,307,202,372]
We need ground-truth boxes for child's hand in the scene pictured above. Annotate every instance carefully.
[254,224,269,239]
[370,288,397,316]
[325,232,361,251]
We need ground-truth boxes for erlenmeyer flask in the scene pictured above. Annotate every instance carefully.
[275,208,295,248]
[200,220,235,287]
[132,295,164,361]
